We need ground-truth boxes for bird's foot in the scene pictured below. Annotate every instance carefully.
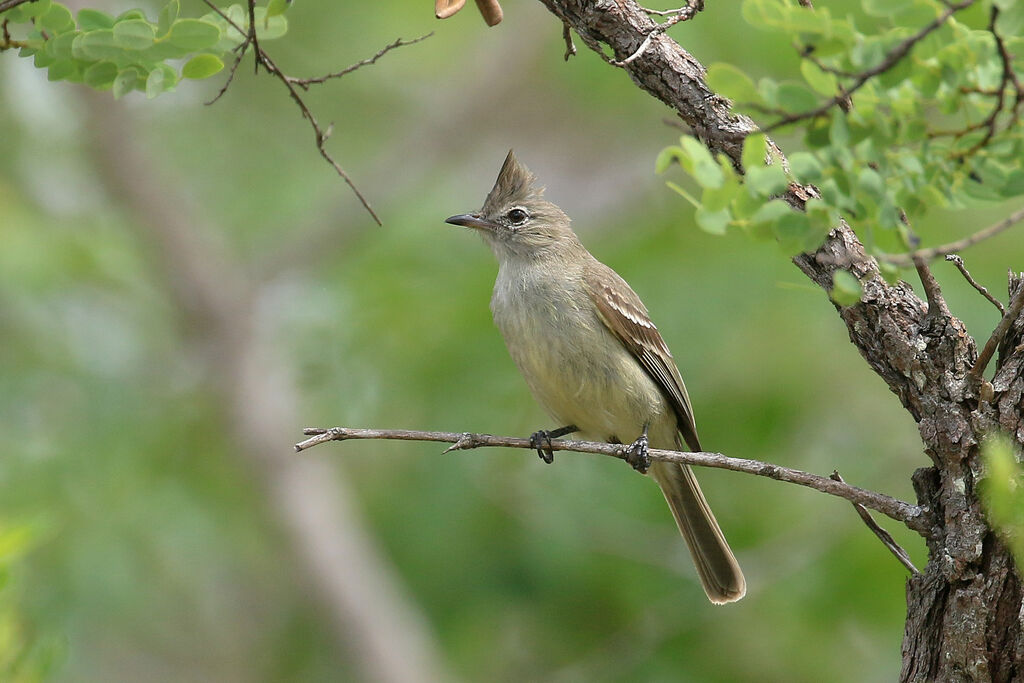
[624,427,651,474]
[529,425,577,464]
[531,430,556,464]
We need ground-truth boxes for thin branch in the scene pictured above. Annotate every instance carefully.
[763,0,975,132]
[286,34,433,89]
[205,43,246,105]
[946,255,1005,315]
[199,0,425,226]
[879,205,1024,266]
[296,426,930,533]
[970,278,1024,381]
[830,471,919,574]
[562,21,576,61]
[246,0,261,74]
[914,254,950,322]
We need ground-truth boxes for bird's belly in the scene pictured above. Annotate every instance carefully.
[496,297,673,445]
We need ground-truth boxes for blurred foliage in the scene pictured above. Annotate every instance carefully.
[662,0,1024,287]
[981,435,1024,567]
[0,519,64,682]
[0,0,288,98]
[1,0,1023,681]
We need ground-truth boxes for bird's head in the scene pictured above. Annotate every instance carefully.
[445,150,578,260]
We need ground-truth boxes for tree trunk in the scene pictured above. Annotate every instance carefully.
[536,1,1024,679]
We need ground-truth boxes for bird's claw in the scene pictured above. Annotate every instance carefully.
[625,432,650,473]
[530,430,556,464]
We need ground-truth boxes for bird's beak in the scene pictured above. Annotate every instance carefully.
[445,213,496,230]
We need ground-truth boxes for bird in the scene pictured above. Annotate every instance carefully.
[444,150,745,604]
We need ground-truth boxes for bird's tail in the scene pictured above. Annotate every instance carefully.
[650,460,746,604]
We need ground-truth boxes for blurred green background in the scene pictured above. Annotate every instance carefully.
[1,0,1022,680]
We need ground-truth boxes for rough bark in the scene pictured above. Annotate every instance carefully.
[537,1,1024,679]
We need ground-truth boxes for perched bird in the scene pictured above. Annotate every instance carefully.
[445,151,745,603]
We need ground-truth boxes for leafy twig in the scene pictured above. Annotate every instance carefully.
[296,426,930,533]
[764,0,975,132]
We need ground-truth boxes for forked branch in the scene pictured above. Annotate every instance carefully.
[296,426,930,533]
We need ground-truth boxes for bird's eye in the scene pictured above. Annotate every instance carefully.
[506,208,529,225]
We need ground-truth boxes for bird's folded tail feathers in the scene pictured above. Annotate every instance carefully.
[650,460,746,604]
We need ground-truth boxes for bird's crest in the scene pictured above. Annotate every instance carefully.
[482,150,544,214]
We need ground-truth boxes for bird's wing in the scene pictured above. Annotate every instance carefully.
[585,263,702,452]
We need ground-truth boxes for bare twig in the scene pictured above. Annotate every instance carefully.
[246,0,261,74]
[205,45,246,105]
[764,0,975,132]
[199,0,430,226]
[610,0,702,67]
[970,279,1024,381]
[879,205,1024,266]
[296,426,930,532]
[286,34,433,89]
[914,254,950,322]
[562,21,576,61]
[830,471,919,574]
[946,255,1005,315]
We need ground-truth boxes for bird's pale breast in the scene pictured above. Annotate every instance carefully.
[491,260,676,446]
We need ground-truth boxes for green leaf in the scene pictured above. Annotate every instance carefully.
[112,67,138,99]
[863,0,913,16]
[773,211,812,252]
[741,0,787,27]
[746,164,788,197]
[831,270,863,306]
[1000,170,1024,198]
[17,0,50,19]
[165,18,220,50]
[776,82,819,112]
[701,170,739,212]
[695,206,732,235]
[47,58,77,81]
[182,53,224,79]
[39,3,74,33]
[680,137,724,189]
[749,199,792,225]
[145,67,165,98]
[800,59,837,96]
[116,8,147,21]
[267,0,289,17]
[77,8,115,30]
[73,29,122,61]
[829,111,850,146]
[83,60,118,90]
[157,0,179,36]
[706,63,760,104]
[789,152,823,183]
[253,6,288,39]
[112,19,156,50]
[857,167,885,200]
[742,133,768,172]
[655,146,682,174]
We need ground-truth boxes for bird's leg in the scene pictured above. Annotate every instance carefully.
[529,424,577,464]
[624,422,651,473]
